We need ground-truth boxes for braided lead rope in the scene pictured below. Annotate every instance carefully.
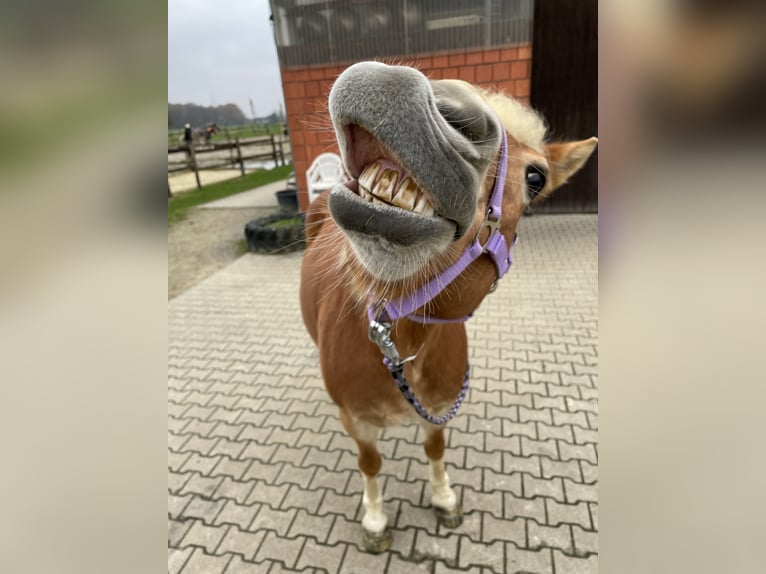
[383,358,471,425]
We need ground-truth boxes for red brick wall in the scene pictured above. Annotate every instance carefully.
[280,45,532,211]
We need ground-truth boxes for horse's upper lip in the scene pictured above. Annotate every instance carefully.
[329,62,483,238]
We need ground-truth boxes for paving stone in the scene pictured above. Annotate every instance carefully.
[433,563,482,574]
[295,538,347,573]
[339,543,389,574]
[211,438,248,459]
[181,495,226,523]
[462,487,503,516]
[215,526,266,560]
[482,513,526,546]
[319,489,362,521]
[223,556,271,573]
[169,433,192,452]
[181,474,223,498]
[558,442,598,464]
[210,422,246,440]
[181,453,222,475]
[168,546,193,574]
[215,477,256,505]
[242,460,283,484]
[540,458,582,482]
[552,549,598,573]
[287,508,335,543]
[254,531,305,569]
[215,500,260,530]
[505,546,553,574]
[271,445,310,466]
[520,437,558,459]
[210,457,251,480]
[502,420,537,440]
[563,479,597,504]
[523,475,565,503]
[169,518,193,547]
[180,520,227,553]
[546,499,592,530]
[504,494,546,523]
[485,433,522,457]
[386,553,433,573]
[169,493,193,518]
[458,536,504,571]
[275,462,316,489]
[447,466,483,490]
[589,503,598,530]
[527,521,573,553]
[465,448,502,473]
[579,460,597,484]
[180,548,231,574]
[327,514,363,550]
[572,525,598,556]
[537,422,574,443]
[551,409,589,429]
[395,500,438,533]
[484,468,523,496]
[414,530,459,564]
[246,481,290,507]
[249,505,298,537]
[239,441,278,463]
[388,524,416,556]
[284,484,326,514]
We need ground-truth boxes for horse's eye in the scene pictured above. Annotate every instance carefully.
[526,165,547,199]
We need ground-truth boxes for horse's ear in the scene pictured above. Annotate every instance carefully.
[541,137,598,196]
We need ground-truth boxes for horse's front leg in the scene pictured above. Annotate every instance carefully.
[340,411,392,553]
[423,424,463,528]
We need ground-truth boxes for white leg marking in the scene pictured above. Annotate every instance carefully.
[361,473,387,533]
[429,457,458,511]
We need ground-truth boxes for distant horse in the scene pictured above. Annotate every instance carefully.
[180,123,220,146]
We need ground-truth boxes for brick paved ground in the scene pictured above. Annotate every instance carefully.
[168,214,598,573]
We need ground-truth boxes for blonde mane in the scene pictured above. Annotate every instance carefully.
[482,90,548,154]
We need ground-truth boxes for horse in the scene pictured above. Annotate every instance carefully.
[299,61,597,553]
[179,123,220,145]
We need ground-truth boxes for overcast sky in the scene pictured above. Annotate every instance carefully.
[168,0,284,118]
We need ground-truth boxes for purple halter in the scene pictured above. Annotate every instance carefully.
[368,126,514,325]
[367,126,515,425]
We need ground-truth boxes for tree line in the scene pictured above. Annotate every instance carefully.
[168,103,248,128]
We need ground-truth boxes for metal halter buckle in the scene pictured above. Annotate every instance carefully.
[475,211,501,252]
[368,319,401,365]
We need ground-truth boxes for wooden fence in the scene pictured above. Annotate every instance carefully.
[168,134,290,191]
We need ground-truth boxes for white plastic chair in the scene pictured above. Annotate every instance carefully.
[306,152,346,203]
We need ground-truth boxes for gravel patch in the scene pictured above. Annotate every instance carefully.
[168,205,279,299]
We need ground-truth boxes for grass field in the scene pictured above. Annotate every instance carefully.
[168,123,285,147]
[168,164,293,226]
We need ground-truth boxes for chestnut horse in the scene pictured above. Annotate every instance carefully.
[300,62,597,552]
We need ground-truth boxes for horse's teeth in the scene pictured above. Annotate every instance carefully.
[359,162,381,190]
[359,162,434,216]
[360,185,374,201]
[413,193,435,216]
[391,177,417,211]
[373,169,398,202]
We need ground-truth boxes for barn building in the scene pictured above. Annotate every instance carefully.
[269,0,596,212]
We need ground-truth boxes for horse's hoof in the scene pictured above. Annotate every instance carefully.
[362,527,392,554]
[434,505,464,529]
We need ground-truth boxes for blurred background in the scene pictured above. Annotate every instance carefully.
[0,0,764,572]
